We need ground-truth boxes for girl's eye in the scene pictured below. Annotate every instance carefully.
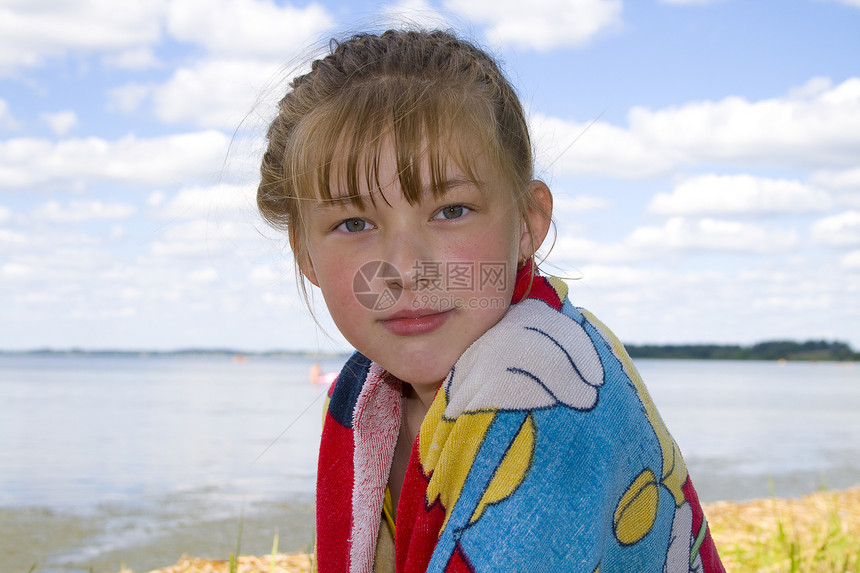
[337,218,370,233]
[435,205,469,220]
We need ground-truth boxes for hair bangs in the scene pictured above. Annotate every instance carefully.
[287,80,503,213]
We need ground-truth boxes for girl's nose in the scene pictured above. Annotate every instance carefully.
[385,258,429,292]
[392,262,437,292]
[382,231,435,292]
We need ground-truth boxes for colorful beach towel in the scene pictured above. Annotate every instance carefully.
[315,272,725,572]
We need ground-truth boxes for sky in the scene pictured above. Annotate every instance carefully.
[0,0,859,353]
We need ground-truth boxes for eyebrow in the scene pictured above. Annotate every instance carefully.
[434,178,480,193]
[312,195,362,212]
[310,177,483,213]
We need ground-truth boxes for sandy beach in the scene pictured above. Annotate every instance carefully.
[115,486,860,573]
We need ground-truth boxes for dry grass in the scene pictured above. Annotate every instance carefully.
[707,486,860,572]
[117,487,860,573]
[116,553,312,573]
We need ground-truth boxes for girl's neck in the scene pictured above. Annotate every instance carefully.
[405,380,441,412]
[401,382,437,442]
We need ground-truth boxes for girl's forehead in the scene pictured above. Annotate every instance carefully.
[318,133,498,203]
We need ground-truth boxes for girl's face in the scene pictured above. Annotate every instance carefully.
[298,140,545,399]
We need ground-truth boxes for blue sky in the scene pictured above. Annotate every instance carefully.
[1,0,859,352]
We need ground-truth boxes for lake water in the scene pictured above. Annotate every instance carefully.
[1,354,858,573]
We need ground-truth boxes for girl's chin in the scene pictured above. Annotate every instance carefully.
[383,361,455,388]
[359,342,458,384]
[390,369,449,388]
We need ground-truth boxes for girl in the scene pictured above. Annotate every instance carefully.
[258,29,724,573]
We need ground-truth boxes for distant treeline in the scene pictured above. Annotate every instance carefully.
[625,340,860,361]
[0,348,347,359]
[3,341,858,362]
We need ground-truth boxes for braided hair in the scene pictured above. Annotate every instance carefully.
[257,29,540,279]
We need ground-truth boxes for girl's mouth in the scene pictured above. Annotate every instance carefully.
[379,308,454,336]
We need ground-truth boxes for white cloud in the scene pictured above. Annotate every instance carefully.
[810,167,860,190]
[834,193,860,210]
[40,111,79,137]
[105,1,336,129]
[0,205,11,223]
[151,58,286,129]
[0,100,19,131]
[147,191,167,208]
[532,113,674,178]
[0,130,232,189]
[563,259,860,346]
[0,0,167,75]
[0,0,332,76]
[538,77,860,178]
[553,235,641,264]
[102,47,160,70]
[32,200,136,223]
[0,245,153,325]
[648,174,833,216]
[629,217,799,253]
[0,227,98,256]
[576,264,665,287]
[250,263,294,285]
[751,293,832,312]
[155,183,256,219]
[109,225,126,240]
[165,0,333,59]
[659,0,726,4]
[446,0,622,51]
[842,250,860,269]
[628,77,860,168]
[148,218,257,258]
[106,83,153,114]
[811,210,860,246]
[553,215,801,263]
[251,264,277,283]
[830,0,860,7]
[187,268,219,282]
[808,168,860,208]
[553,195,610,213]
[0,261,32,279]
[381,0,451,29]
[0,228,27,249]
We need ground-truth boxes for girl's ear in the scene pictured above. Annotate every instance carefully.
[518,180,553,262]
[290,235,320,287]
[299,253,320,287]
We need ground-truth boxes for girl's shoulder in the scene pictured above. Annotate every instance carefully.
[326,352,373,429]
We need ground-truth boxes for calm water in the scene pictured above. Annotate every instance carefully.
[1,355,858,572]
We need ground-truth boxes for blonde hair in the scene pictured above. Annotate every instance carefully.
[257,29,544,280]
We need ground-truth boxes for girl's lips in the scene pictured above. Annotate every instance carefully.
[379,308,454,336]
